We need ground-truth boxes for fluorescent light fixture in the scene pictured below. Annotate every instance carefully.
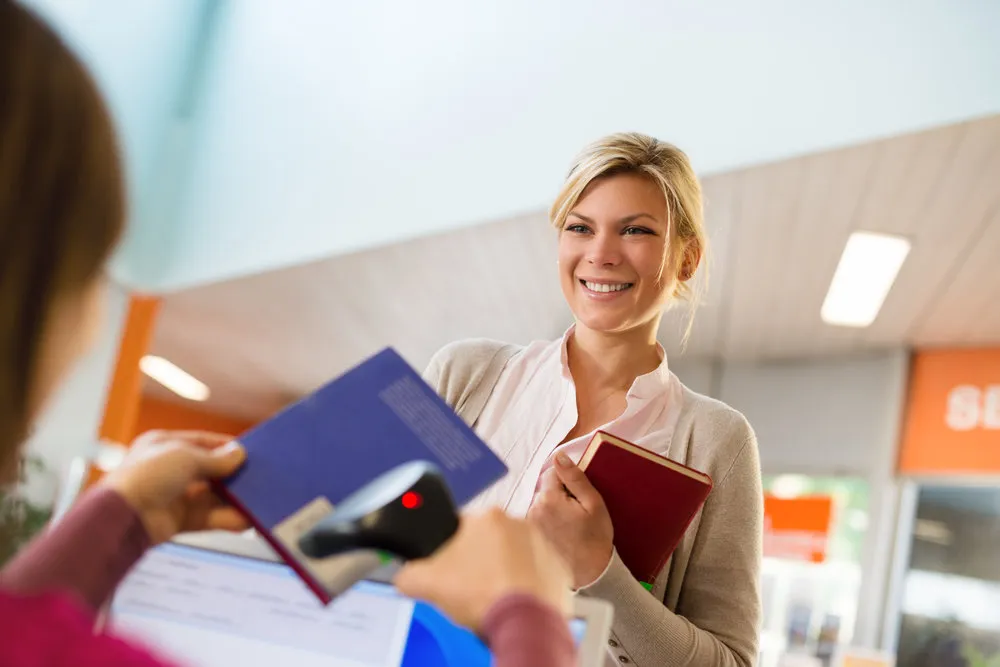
[821,231,910,327]
[140,355,210,401]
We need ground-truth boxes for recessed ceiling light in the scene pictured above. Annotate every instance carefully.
[821,231,911,328]
[139,355,210,402]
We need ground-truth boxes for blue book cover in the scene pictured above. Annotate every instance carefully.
[216,347,507,604]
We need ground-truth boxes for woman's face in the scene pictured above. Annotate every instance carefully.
[557,172,678,338]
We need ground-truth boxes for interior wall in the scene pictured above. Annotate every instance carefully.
[669,358,717,397]
[717,351,909,476]
[674,351,909,473]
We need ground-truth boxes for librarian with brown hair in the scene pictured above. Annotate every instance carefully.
[0,3,577,667]
[425,133,764,667]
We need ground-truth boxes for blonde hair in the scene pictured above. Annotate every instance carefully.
[549,132,708,343]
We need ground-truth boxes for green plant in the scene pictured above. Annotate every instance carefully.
[0,455,54,565]
[963,645,1000,667]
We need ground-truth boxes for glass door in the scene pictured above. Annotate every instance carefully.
[893,484,1000,667]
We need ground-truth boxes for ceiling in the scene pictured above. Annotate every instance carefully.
[147,115,1000,420]
[32,0,1000,292]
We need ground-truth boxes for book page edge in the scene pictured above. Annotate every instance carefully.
[593,431,712,484]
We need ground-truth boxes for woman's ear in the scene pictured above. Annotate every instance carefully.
[678,242,702,282]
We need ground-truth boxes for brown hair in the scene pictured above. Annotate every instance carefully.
[0,1,125,483]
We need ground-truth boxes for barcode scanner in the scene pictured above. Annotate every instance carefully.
[297,460,460,562]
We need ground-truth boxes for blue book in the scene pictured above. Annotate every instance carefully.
[215,347,507,604]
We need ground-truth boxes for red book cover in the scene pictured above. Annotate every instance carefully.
[579,430,713,585]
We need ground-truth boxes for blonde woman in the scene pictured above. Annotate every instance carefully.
[425,133,763,667]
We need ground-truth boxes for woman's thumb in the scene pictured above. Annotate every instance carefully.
[197,441,247,477]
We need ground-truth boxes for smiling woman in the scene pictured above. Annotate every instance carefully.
[425,132,763,667]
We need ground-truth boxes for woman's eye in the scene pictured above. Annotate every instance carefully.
[623,226,654,236]
[565,224,590,233]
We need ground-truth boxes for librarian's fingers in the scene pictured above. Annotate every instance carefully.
[185,480,210,498]
[132,429,234,451]
[393,560,435,600]
[204,506,251,532]
[177,431,238,450]
[191,441,247,478]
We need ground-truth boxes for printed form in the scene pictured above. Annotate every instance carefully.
[111,544,413,667]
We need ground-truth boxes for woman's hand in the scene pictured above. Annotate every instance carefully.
[100,430,249,545]
[394,508,571,634]
[527,453,614,589]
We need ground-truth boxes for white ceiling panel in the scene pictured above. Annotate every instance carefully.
[870,117,1000,344]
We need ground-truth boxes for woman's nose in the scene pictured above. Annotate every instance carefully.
[585,231,622,267]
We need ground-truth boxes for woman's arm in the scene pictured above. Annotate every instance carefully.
[483,594,577,667]
[1,430,249,612]
[0,487,150,611]
[578,436,763,667]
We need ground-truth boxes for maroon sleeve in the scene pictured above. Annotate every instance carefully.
[482,593,578,667]
[1,591,181,667]
[0,487,150,611]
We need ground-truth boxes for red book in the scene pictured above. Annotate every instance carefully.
[579,430,713,586]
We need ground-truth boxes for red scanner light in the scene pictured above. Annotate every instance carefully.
[401,491,422,509]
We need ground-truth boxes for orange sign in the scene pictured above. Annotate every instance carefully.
[762,495,833,563]
[898,349,1000,474]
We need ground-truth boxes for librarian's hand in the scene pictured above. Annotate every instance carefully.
[394,508,571,634]
[527,453,613,589]
[101,430,249,545]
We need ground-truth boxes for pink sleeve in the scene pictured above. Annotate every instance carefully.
[0,486,150,610]
[482,593,577,667]
[0,591,181,667]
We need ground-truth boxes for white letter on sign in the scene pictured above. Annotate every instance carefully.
[984,385,1000,430]
[946,385,981,431]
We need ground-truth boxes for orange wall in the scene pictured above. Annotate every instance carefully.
[133,394,256,440]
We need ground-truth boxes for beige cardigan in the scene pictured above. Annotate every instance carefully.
[424,339,762,667]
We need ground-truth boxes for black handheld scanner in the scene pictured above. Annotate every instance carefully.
[297,461,460,562]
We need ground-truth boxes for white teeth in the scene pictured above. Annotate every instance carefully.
[584,281,632,293]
